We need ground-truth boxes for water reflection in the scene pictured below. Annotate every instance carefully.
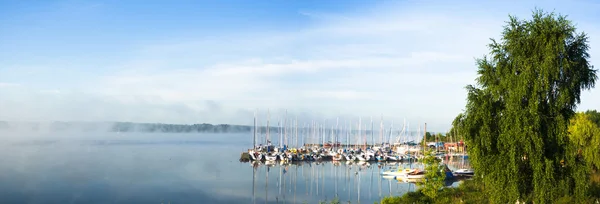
[247,158,472,204]
[0,133,471,204]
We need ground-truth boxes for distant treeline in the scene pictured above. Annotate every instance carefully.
[0,121,442,135]
[0,121,340,133]
[0,121,255,133]
[111,122,253,133]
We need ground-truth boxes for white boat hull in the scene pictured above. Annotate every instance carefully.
[381,168,416,176]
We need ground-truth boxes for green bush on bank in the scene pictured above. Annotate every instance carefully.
[376,177,600,204]
[377,179,487,204]
[315,177,599,204]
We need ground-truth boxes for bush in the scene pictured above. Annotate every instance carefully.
[375,179,488,204]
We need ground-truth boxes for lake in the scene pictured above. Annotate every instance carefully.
[0,132,471,204]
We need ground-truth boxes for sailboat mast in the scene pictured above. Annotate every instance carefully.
[330,125,334,147]
[418,124,421,153]
[253,110,257,148]
[301,121,304,147]
[370,116,374,147]
[284,110,288,146]
[379,115,383,144]
[358,117,362,149]
[389,121,394,144]
[406,122,410,144]
[266,110,270,145]
[322,120,326,145]
[324,119,327,145]
[312,120,315,145]
[346,120,350,147]
[335,117,339,149]
[364,123,367,149]
[423,123,427,154]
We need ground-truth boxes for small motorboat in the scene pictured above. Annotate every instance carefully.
[397,169,426,182]
[453,169,475,176]
[381,168,417,176]
[265,154,278,161]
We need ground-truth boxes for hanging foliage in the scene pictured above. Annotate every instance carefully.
[457,9,597,203]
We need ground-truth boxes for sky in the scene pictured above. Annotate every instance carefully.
[1,0,599,132]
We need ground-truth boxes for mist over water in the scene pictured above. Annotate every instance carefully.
[0,133,252,204]
[0,132,469,204]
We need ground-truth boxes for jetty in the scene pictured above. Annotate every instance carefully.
[239,110,470,167]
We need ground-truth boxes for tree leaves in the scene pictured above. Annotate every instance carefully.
[455,9,597,203]
[418,149,446,200]
[568,112,600,170]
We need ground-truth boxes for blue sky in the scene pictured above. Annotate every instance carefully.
[1,0,599,132]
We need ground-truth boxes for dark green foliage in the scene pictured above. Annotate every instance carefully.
[456,9,597,203]
[422,132,452,143]
[590,172,600,197]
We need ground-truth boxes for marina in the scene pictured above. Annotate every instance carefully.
[239,110,475,192]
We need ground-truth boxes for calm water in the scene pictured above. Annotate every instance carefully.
[0,132,471,204]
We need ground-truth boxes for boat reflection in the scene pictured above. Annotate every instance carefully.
[247,159,472,204]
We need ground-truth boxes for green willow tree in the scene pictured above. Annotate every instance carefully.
[457,10,597,203]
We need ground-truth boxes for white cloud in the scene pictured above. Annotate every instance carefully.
[86,9,499,131]
[2,1,599,132]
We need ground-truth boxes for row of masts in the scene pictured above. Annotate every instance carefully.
[252,110,423,149]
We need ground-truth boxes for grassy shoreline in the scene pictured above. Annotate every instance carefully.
[378,172,600,204]
[316,175,600,204]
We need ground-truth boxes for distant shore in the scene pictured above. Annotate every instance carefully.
[0,121,440,135]
[0,121,253,133]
